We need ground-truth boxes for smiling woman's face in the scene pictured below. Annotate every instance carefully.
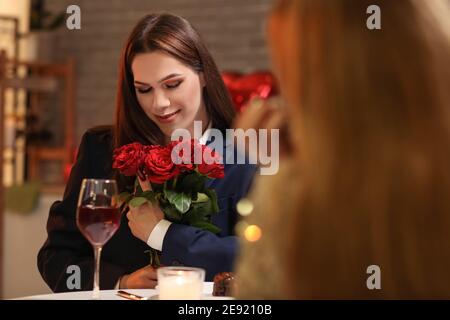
[132,51,208,138]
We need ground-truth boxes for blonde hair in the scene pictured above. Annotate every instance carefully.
[268,0,450,298]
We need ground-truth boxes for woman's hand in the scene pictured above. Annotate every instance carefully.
[127,176,164,243]
[233,96,292,163]
[119,265,157,289]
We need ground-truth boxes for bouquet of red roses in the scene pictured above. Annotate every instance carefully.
[112,139,224,234]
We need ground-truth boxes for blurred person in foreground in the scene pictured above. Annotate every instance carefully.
[234,0,450,299]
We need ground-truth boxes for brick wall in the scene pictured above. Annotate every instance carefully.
[45,0,273,144]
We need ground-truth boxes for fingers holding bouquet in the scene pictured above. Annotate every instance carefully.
[127,167,165,243]
[127,201,163,243]
[137,168,152,192]
[233,96,293,167]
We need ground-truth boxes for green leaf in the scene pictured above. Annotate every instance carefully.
[178,172,207,195]
[134,178,143,194]
[192,192,209,203]
[204,188,219,214]
[183,202,211,224]
[118,192,132,202]
[164,190,191,214]
[162,205,183,222]
[116,192,132,206]
[129,197,148,208]
[151,182,164,193]
[191,221,221,234]
[142,190,157,204]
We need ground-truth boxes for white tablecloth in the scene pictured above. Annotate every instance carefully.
[14,282,233,300]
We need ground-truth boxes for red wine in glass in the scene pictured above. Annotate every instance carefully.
[77,205,121,246]
[76,179,120,299]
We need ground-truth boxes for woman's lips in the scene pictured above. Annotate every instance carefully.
[154,109,181,123]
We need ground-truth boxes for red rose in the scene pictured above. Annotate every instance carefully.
[198,145,225,179]
[143,145,180,184]
[112,142,145,176]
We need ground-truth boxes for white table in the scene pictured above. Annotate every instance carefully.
[14,282,232,300]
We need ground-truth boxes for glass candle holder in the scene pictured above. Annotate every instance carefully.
[157,266,205,300]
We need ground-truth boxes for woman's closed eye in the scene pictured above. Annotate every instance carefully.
[137,87,152,94]
[136,80,182,94]
[164,80,182,89]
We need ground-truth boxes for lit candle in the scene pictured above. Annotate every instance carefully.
[157,267,205,300]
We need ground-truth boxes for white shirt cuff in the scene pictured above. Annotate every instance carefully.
[147,219,172,251]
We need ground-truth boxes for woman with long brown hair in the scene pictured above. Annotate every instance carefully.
[38,13,256,291]
[235,0,450,299]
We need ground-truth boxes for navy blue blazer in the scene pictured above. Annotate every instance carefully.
[37,126,257,292]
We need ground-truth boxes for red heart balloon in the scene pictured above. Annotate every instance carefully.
[222,71,278,112]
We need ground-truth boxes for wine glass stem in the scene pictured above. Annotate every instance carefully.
[93,245,102,299]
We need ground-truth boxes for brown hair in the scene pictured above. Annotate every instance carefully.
[113,13,235,190]
[114,13,235,148]
[269,0,450,298]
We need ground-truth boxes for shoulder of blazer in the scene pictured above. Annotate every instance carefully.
[85,125,114,147]
[82,125,114,175]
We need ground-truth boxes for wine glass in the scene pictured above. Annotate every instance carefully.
[76,179,120,299]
